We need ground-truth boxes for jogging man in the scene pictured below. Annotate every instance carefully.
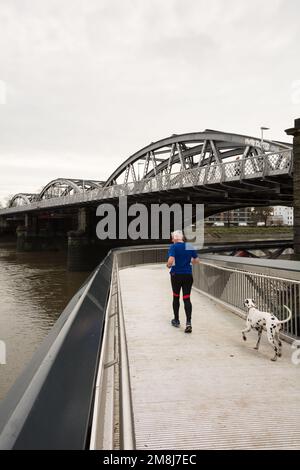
[166,230,200,333]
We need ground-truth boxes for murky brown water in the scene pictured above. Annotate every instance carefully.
[0,244,89,400]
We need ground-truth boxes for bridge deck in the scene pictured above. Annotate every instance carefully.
[119,264,300,450]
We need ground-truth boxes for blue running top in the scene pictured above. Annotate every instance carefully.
[167,242,198,275]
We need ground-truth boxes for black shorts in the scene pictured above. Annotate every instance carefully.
[170,273,193,299]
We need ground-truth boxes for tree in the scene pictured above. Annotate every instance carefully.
[251,207,274,226]
[4,195,13,208]
[225,210,234,227]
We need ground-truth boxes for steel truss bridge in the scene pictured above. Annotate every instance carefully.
[0,130,292,217]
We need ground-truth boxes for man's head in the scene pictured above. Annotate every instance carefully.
[171,230,184,242]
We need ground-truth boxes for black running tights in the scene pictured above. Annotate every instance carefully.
[170,273,193,323]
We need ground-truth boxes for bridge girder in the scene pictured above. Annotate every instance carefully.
[38,178,104,200]
[8,179,105,206]
[9,193,38,207]
[3,130,292,213]
[104,130,291,187]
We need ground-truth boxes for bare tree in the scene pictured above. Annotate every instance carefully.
[251,207,274,226]
[4,195,13,208]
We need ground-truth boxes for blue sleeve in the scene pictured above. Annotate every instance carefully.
[168,245,175,258]
[184,242,198,259]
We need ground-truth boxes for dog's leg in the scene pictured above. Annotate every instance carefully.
[254,327,263,350]
[275,328,282,357]
[267,329,278,361]
[242,320,251,341]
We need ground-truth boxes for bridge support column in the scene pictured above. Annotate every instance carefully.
[67,207,109,271]
[16,214,62,251]
[16,214,38,251]
[67,233,96,271]
[0,216,8,234]
[78,207,88,232]
[286,118,300,259]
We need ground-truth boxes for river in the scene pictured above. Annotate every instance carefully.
[0,243,89,400]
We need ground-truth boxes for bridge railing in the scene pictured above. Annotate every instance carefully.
[98,150,292,197]
[193,258,300,340]
[0,150,292,215]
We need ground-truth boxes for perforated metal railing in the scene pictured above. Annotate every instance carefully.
[0,150,292,215]
[193,260,300,340]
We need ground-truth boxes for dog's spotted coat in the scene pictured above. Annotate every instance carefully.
[242,298,292,361]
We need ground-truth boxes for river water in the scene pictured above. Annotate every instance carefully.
[0,244,89,400]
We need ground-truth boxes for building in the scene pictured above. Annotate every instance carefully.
[206,208,252,226]
[272,206,294,226]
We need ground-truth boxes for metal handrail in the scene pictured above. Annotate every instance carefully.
[116,256,136,450]
[89,255,136,450]
[89,258,116,450]
[200,260,300,284]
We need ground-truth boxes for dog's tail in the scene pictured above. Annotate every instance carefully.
[278,305,292,324]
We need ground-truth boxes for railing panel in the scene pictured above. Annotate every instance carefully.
[194,260,299,339]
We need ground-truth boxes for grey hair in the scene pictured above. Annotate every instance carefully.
[172,230,184,241]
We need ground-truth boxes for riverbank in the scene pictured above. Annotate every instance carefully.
[205,226,292,243]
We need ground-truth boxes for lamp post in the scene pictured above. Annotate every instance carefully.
[260,126,270,153]
[286,118,300,258]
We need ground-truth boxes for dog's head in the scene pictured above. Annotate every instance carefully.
[244,298,256,309]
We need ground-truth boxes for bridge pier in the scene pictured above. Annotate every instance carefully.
[16,214,38,251]
[0,216,9,236]
[66,205,170,271]
[67,231,110,272]
[67,207,109,271]
[16,213,67,252]
[286,118,300,259]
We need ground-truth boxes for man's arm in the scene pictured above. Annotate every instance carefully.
[166,244,175,268]
[191,248,200,264]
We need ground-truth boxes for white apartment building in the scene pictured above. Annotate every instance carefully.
[272,206,294,226]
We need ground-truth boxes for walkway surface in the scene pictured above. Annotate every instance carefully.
[119,264,300,450]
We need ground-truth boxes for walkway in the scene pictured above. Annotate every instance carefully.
[119,264,300,450]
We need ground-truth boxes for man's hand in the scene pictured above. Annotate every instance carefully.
[167,256,175,269]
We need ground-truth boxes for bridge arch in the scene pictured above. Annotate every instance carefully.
[38,178,104,200]
[9,193,38,207]
[104,130,291,186]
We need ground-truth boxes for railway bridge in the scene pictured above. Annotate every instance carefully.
[0,128,295,270]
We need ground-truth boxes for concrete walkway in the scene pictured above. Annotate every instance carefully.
[119,264,300,450]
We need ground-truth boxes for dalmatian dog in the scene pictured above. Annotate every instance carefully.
[242,298,292,361]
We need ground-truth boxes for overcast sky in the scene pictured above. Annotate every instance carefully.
[0,0,299,203]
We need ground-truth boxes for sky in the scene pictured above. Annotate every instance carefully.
[0,0,299,204]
